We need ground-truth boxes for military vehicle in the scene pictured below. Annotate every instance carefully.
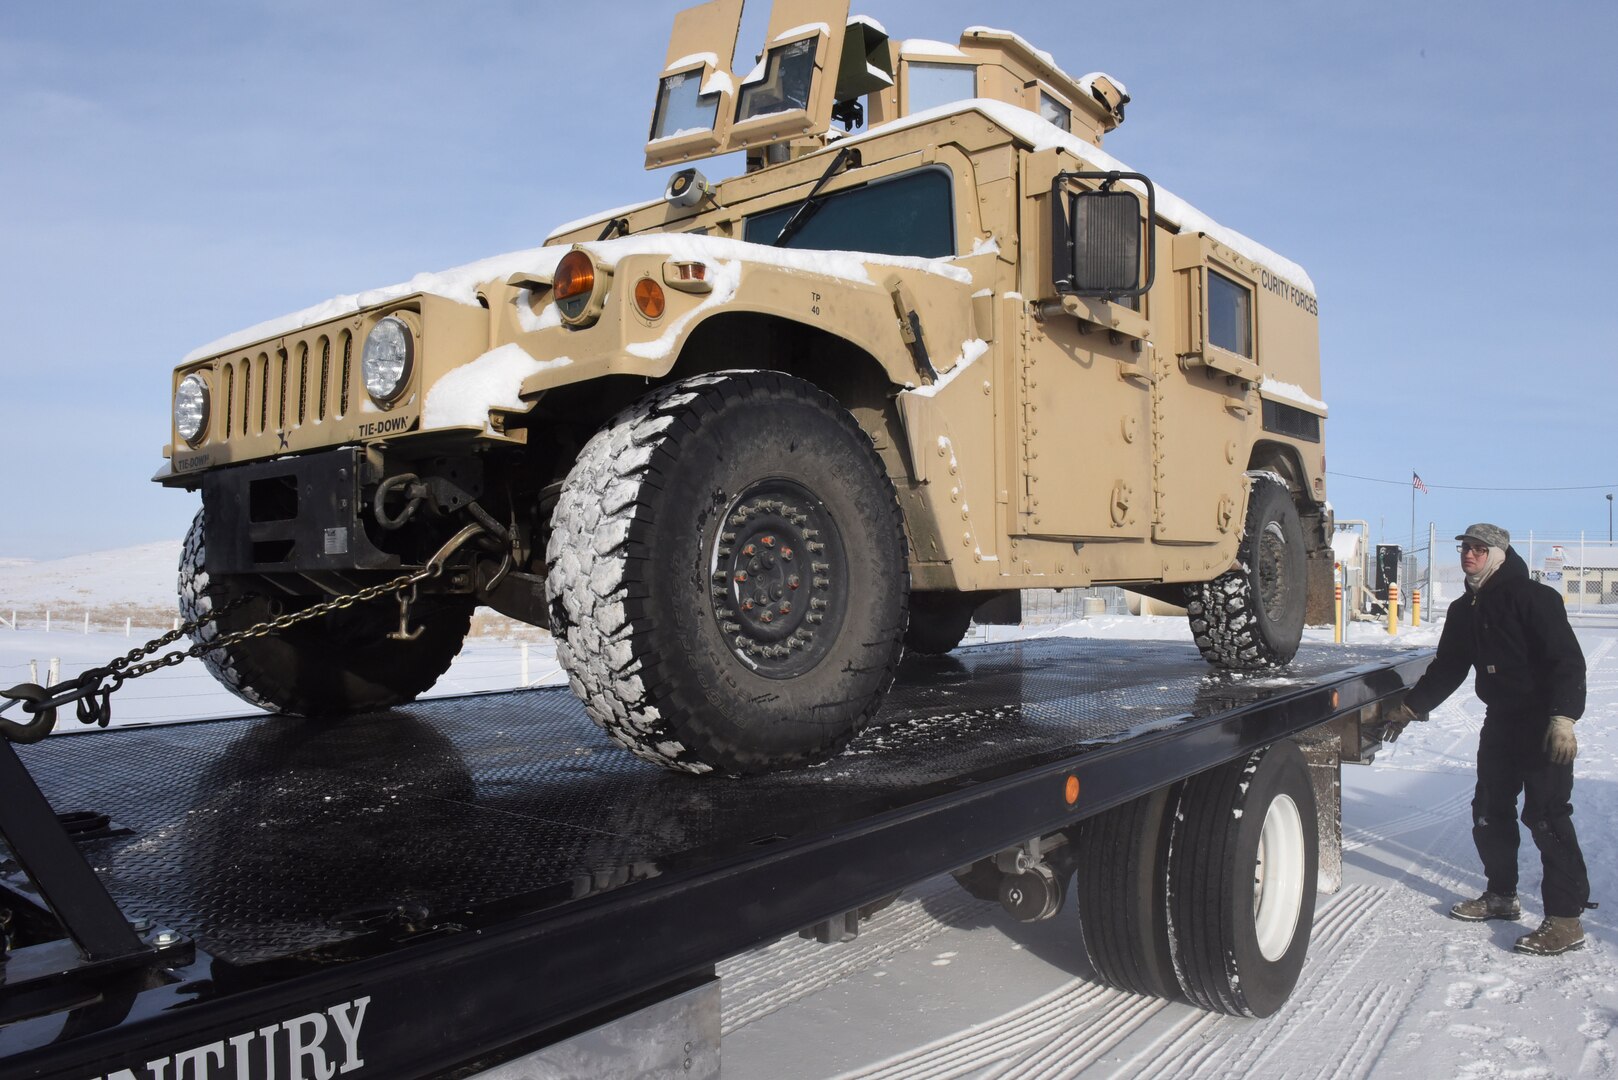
[156,0,1331,776]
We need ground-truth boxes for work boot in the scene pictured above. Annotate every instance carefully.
[1514,916,1586,956]
[1449,891,1522,922]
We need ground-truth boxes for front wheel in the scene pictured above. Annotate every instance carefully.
[177,510,474,716]
[1186,475,1307,669]
[544,371,909,775]
[1166,739,1318,1017]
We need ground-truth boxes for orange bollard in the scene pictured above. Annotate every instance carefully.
[1412,588,1422,628]
[1334,582,1343,643]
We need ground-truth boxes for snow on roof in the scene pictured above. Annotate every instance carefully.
[1078,71,1129,100]
[840,97,1316,294]
[963,26,1077,87]
[899,39,969,60]
[184,235,973,363]
[848,14,887,35]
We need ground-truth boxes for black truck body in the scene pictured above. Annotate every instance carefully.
[0,637,1430,1079]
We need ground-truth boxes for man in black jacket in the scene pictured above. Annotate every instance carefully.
[1387,523,1592,955]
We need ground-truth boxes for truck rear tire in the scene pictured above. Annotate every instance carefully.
[1166,740,1318,1017]
[544,371,909,775]
[1186,476,1306,669]
[178,510,474,716]
[1073,785,1181,1001]
[904,592,977,655]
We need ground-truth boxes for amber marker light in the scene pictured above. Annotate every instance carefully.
[1064,775,1080,806]
[1330,690,1340,709]
[634,277,666,319]
[553,250,595,301]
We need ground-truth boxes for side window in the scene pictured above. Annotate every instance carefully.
[1208,269,1253,358]
[651,69,720,140]
[907,63,976,113]
[743,169,956,258]
[736,39,817,123]
[1038,92,1071,132]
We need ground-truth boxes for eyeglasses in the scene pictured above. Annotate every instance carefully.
[1457,542,1489,555]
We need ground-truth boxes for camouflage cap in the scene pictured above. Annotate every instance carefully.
[1456,522,1510,549]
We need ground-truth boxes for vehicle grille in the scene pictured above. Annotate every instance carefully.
[215,330,354,449]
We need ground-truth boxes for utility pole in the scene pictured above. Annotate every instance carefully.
[1607,493,1612,542]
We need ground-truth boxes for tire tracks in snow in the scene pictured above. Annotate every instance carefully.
[720,878,998,1034]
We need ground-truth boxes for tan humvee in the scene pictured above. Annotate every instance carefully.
[158,0,1330,775]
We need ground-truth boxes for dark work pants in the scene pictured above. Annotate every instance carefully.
[1474,716,1591,917]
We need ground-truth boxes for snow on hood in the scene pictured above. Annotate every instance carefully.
[422,343,573,432]
[183,235,973,364]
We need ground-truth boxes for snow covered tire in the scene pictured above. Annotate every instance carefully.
[178,510,474,716]
[1186,476,1306,669]
[544,371,909,776]
[1166,740,1318,1017]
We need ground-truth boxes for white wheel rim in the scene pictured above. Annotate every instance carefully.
[1253,793,1306,961]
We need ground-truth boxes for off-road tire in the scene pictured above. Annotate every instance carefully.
[904,591,977,655]
[544,371,909,776]
[1166,740,1318,1017]
[1186,476,1307,669]
[1073,785,1181,1001]
[178,510,474,716]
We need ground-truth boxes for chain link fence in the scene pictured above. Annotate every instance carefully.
[1353,528,1618,624]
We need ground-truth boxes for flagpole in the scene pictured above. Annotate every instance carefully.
[1410,472,1417,594]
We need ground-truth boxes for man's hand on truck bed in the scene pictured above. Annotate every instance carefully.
[1380,703,1420,742]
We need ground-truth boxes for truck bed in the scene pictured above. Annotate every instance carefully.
[1,637,1429,1078]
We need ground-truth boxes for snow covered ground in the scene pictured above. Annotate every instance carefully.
[2,545,1614,1077]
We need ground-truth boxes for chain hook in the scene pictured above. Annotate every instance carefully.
[390,583,425,642]
[1,683,58,744]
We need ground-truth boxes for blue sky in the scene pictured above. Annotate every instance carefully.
[3,1,1615,565]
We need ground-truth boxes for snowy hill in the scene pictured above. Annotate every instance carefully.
[0,541,181,623]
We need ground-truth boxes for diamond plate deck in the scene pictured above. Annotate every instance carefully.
[5,638,1410,969]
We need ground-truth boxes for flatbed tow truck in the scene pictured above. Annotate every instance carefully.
[1,636,1428,1079]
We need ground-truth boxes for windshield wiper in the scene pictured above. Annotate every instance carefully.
[771,147,861,247]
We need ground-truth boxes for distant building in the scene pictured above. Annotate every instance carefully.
[1529,545,1618,606]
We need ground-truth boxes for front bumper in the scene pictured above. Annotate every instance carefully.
[202,447,401,576]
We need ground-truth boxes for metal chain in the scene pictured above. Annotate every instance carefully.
[1,523,485,742]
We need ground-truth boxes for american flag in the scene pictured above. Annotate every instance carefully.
[1412,472,1429,494]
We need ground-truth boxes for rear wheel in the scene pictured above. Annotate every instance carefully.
[178,510,473,716]
[1187,476,1307,669]
[1166,740,1318,1017]
[1073,785,1181,1001]
[545,371,909,775]
[904,591,978,655]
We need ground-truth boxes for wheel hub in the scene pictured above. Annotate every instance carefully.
[710,481,845,677]
[1253,792,1306,961]
[1257,520,1292,624]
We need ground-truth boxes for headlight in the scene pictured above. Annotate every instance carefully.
[362,315,415,404]
[174,373,209,444]
[553,249,612,328]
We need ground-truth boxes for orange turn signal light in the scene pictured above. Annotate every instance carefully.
[1064,775,1080,806]
[634,278,666,319]
[554,250,595,301]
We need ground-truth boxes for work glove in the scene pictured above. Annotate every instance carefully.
[1381,702,1420,743]
[1545,716,1578,765]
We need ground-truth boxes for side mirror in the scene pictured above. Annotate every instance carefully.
[1050,171,1156,302]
